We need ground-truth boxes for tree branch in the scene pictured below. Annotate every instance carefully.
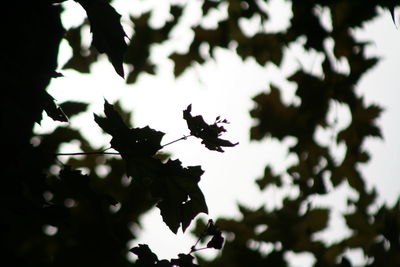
[55,151,120,156]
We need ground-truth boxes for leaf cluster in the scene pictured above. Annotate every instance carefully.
[94,101,236,233]
[130,220,224,267]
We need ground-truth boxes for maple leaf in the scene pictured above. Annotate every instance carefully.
[151,159,208,233]
[94,100,164,158]
[183,104,238,152]
[76,0,127,77]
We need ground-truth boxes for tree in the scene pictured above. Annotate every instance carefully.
[2,0,399,266]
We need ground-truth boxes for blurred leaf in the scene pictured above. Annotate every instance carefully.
[63,25,99,73]
[59,101,88,118]
[250,86,298,140]
[256,166,282,189]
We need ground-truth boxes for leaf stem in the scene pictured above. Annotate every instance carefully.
[190,219,212,253]
[161,134,193,148]
[55,135,193,156]
[190,247,209,253]
[55,151,120,156]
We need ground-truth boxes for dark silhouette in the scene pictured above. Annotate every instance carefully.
[1,0,399,266]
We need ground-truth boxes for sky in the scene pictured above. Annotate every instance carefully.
[35,0,400,265]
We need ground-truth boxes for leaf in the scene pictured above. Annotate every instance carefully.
[250,86,298,140]
[388,5,397,25]
[94,100,164,158]
[76,0,127,77]
[152,159,208,233]
[256,166,282,189]
[130,244,159,266]
[337,100,383,148]
[63,25,99,73]
[59,101,88,118]
[42,92,68,123]
[171,254,199,267]
[183,104,238,152]
[204,219,224,249]
[51,71,64,78]
[302,208,330,233]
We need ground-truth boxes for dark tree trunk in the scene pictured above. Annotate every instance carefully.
[0,1,64,264]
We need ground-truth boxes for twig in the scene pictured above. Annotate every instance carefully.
[161,134,193,148]
[55,151,120,156]
[190,219,212,253]
[55,135,192,156]
[190,247,209,253]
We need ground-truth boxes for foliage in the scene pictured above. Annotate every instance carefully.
[2,0,400,267]
[129,220,223,267]
[94,100,212,233]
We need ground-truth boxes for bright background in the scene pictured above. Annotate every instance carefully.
[35,0,400,265]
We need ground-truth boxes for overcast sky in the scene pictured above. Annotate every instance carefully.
[35,1,400,265]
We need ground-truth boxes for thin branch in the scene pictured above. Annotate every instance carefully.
[55,151,120,156]
[189,219,212,253]
[190,247,209,253]
[55,135,192,156]
[161,134,193,148]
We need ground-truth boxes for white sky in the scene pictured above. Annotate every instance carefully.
[35,1,400,265]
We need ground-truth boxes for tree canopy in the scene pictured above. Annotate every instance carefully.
[2,0,400,266]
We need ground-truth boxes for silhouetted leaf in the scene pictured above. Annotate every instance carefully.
[389,6,397,25]
[183,104,238,152]
[52,71,64,78]
[171,253,199,267]
[59,101,88,118]
[130,244,159,266]
[207,230,224,249]
[94,100,164,157]
[152,159,208,233]
[77,0,127,77]
[43,92,68,122]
